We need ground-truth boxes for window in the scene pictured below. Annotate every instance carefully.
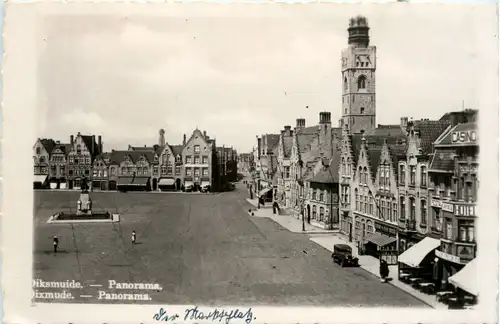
[360,107,365,114]
[410,166,416,185]
[175,166,181,175]
[324,190,328,203]
[36,147,41,155]
[364,195,368,214]
[319,191,324,202]
[420,166,427,186]
[103,170,107,177]
[343,76,348,91]
[312,206,317,219]
[186,156,192,164]
[313,189,317,200]
[400,197,406,219]
[409,197,416,220]
[93,169,98,177]
[85,169,90,176]
[86,157,91,164]
[194,145,200,153]
[194,156,200,164]
[167,166,173,174]
[186,168,192,176]
[194,169,200,177]
[399,165,405,184]
[161,166,167,175]
[355,189,359,211]
[360,195,364,213]
[203,168,209,176]
[385,169,390,189]
[69,156,74,163]
[393,201,398,223]
[446,221,453,240]
[51,165,57,175]
[319,207,325,222]
[202,156,209,164]
[61,166,65,175]
[76,145,81,154]
[285,167,290,179]
[153,166,159,175]
[176,155,181,163]
[421,200,427,225]
[357,75,366,90]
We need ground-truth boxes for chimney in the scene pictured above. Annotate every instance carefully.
[319,112,332,124]
[284,125,292,137]
[183,134,187,145]
[296,118,306,131]
[203,130,207,139]
[70,135,74,145]
[98,136,102,153]
[92,135,95,153]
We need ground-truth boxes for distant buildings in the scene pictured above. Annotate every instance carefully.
[33,128,238,193]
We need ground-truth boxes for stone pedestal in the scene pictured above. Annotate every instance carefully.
[77,192,92,216]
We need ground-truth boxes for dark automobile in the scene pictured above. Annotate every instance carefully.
[332,244,359,267]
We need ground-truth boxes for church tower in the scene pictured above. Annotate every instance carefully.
[340,16,376,134]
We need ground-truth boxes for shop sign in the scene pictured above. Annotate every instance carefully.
[375,221,397,236]
[455,204,476,217]
[452,130,477,144]
[459,165,478,173]
[435,250,461,264]
[431,199,454,213]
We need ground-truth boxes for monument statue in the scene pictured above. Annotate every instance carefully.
[77,176,92,216]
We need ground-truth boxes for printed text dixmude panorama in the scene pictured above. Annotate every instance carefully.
[32,279,162,301]
[153,306,255,324]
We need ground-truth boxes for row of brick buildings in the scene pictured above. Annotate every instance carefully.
[251,16,479,295]
[33,128,238,192]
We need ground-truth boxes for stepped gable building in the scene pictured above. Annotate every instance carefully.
[66,133,102,190]
[428,122,478,289]
[48,142,72,189]
[33,138,57,188]
[91,152,111,191]
[182,128,217,192]
[276,125,295,207]
[253,133,280,197]
[397,117,452,251]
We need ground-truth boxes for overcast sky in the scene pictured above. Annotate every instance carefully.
[37,4,497,153]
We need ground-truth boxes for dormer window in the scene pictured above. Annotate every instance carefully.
[77,144,81,154]
[36,147,41,155]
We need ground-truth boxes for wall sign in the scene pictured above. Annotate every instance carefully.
[375,221,397,236]
[431,199,454,213]
[452,130,477,144]
[435,250,461,264]
[455,204,476,217]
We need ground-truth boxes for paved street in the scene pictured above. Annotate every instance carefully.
[34,185,427,307]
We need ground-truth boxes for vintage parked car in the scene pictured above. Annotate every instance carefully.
[332,244,359,267]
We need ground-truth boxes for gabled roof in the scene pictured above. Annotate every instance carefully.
[366,147,383,181]
[387,144,406,182]
[435,122,478,147]
[40,139,57,155]
[170,145,184,156]
[310,150,341,184]
[263,134,281,152]
[297,133,317,153]
[81,135,100,155]
[350,129,407,166]
[414,119,452,154]
[51,143,72,156]
[129,146,155,151]
[283,136,294,158]
[109,150,155,165]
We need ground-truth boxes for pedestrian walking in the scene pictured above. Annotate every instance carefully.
[379,259,389,282]
[53,236,59,253]
[131,230,136,244]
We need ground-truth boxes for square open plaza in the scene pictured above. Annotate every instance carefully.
[33,188,427,307]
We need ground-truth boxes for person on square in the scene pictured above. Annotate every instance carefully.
[131,230,136,244]
[53,236,59,253]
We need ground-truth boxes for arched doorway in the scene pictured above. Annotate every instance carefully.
[175,178,181,191]
[307,205,311,224]
[152,178,158,191]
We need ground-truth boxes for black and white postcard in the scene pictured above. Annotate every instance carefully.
[2,2,498,323]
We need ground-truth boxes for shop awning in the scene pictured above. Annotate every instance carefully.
[201,181,210,187]
[184,181,194,188]
[364,232,396,247]
[159,178,175,186]
[117,176,149,186]
[398,237,441,268]
[34,175,48,183]
[448,258,478,296]
[259,187,272,197]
